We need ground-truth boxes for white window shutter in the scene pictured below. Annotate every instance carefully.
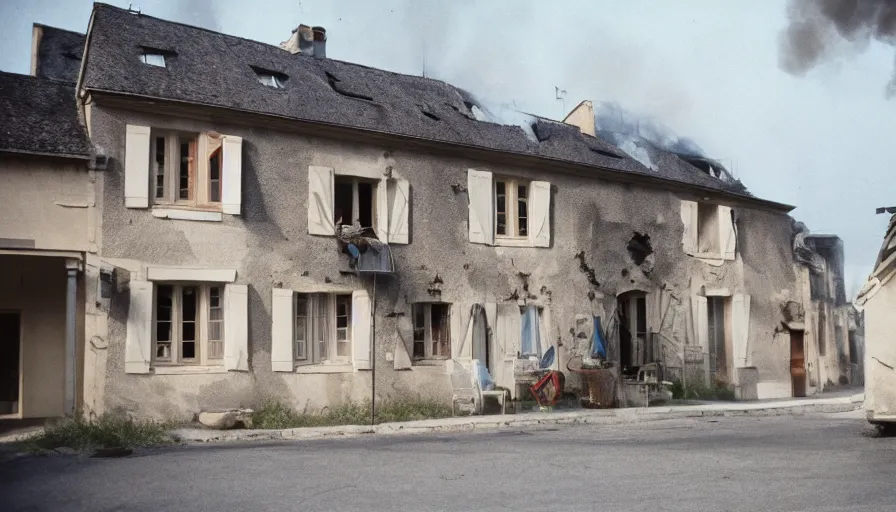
[271,288,294,372]
[393,313,413,370]
[352,289,372,370]
[221,135,243,215]
[125,280,153,373]
[467,169,494,245]
[692,295,709,350]
[449,303,473,360]
[528,181,551,247]
[224,284,249,371]
[718,206,736,260]
[732,293,751,367]
[388,178,410,245]
[376,179,390,243]
[680,200,698,254]
[308,166,335,236]
[124,125,151,208]
[496,303,522,360]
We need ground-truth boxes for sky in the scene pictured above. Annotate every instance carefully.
[2,0,894,297]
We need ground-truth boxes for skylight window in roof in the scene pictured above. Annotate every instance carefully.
[257,73,285,89]
[140,53,167,67]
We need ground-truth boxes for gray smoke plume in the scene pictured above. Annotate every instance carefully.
[779,0,896,97]
[175,0,222,32]
[594,101,705,158]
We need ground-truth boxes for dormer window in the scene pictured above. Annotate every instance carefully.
[252,67,288,89]
[257,73,285,88]
[140,52,167,67]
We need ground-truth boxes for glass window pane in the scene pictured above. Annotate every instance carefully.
[209,148,221,203]
[518,185,528,237]
[154,137,166,199]
[157,285,173,322]
[179,140,191,200]
[181,286,197,360]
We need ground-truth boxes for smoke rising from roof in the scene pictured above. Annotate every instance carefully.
[594,101,706,158]
[779,0,896,97]
[175,0,222,32]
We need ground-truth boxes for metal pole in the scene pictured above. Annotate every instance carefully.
[370,273,377,426]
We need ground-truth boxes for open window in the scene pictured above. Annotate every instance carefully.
[520,305,543,358]
[125,125,242,216]
[680,200,736,261]
[467,169,551,248]
[412,303,451,361]
[334,176,377,234]
[307,166,410,244]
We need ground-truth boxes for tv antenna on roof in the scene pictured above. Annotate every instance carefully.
[555,86,567,119]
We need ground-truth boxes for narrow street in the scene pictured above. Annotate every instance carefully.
[2,413,893,512]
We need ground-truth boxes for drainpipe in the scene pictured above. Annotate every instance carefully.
[64,258,81,416]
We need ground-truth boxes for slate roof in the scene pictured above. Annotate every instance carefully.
[34,24,85,82]
[0,72,92,159]
[81,3,775,203]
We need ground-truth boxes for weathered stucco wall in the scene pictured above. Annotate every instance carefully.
[85,103,807,419]
[0,156,92,252]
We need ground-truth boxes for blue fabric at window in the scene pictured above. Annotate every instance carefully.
[521,306,542,357]
[592,316,608,359]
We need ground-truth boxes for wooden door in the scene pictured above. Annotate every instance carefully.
[790,330,806,397]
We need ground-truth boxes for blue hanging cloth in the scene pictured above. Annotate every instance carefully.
[592,316,608,359]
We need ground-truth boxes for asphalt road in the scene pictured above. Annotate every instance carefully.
[1,413,894,512]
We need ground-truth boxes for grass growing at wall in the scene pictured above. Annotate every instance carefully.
[670,380,736,401]
[251,398,453,429]
[19,414,173,454]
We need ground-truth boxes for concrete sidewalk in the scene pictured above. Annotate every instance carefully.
[171,392,866,444]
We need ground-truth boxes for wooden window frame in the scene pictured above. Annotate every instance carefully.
[152,283,224,367]
[294,293,352,364]
[494,177,531,239]
[149,130,223,210]
[412,303,451,361]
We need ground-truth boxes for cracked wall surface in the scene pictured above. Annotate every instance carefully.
[84,102,820,419]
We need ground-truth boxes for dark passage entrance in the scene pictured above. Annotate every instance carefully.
[0,312,21,415]
[790,330,807,398]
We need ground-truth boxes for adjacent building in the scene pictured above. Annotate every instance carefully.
[1,3,862,421]
[0,69,94,419]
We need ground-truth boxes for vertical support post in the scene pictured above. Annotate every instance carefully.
[64,258,81,416]
[370,273,377,426]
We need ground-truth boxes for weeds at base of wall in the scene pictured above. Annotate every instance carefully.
[669,380,736,401]
[251,398,454,429]
[18,414,174,455]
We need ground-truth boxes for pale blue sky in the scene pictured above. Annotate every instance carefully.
[2,0,893,296]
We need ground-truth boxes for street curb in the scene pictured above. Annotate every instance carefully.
[170,394,864,445]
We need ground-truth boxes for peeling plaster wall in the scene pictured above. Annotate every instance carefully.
[86,103,807,418]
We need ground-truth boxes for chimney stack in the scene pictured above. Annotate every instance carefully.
[280,24,316,56]
[312,26,327,59]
